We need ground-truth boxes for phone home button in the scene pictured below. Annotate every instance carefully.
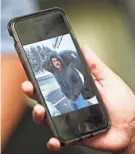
[78,122,96,134]
[78,123,88,134]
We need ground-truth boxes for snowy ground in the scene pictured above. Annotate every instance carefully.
[37,75,98,117]
[37,75,73,116]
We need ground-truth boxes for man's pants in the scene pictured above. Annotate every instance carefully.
[70,95,89,110]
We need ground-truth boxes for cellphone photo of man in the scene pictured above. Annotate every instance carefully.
[49,51,89,110]
[23,34,99,117]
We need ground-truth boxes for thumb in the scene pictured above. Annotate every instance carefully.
[81,44,113,82]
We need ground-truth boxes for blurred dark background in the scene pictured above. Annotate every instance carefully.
[1,0,135,154]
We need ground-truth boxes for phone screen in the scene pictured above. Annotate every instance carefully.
[15,10,108,142]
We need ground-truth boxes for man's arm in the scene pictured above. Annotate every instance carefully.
[69,64,83,97]
[60,84,72,99]
[1,54,27,149]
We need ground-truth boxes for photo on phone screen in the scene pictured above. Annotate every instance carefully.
[23,33,99,117]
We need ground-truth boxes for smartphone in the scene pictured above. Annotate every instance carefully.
[8,7,110,145]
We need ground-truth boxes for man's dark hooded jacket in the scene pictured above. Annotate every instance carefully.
[42,50,94,99]
[49,51,83,100]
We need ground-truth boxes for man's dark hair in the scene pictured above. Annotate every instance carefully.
[50,56,60,62]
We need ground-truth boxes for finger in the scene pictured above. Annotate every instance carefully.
[81,44,112,83]
[47,138,61,151]
[91,74,96,80]
[94,80,104,96]
[32,104,45,124]
[22,81,34,97]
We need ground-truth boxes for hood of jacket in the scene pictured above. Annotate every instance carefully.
[49,51,65,70]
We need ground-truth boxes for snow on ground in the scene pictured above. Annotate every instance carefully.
[45,100,61,117]
[35,70,52,79]
[87,96,99,104]
[39,81,60,99]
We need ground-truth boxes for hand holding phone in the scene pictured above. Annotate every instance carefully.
[8,8,110,144]
[22,45,135,152]
[8,8,135,153]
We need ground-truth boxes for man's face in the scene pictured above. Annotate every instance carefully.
[52,57,61,69]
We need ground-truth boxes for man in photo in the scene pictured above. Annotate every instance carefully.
[48,51,89,110]
[59,50,94,99]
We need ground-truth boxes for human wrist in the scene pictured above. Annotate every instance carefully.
[114,133,135,154]
[123,134,135,154]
